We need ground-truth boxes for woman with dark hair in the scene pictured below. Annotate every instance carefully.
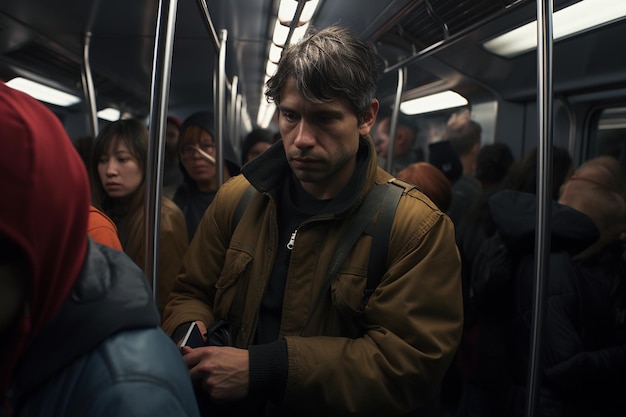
[91,119,188,314]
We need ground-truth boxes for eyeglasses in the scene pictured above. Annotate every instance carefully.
[181,144,215,158]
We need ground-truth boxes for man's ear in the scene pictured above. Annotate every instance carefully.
[359,99,379,136]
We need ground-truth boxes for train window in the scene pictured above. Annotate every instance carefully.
[588,106,626,170]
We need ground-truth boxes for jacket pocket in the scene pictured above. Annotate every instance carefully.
[330,265,369,336]
[213,248,253,318]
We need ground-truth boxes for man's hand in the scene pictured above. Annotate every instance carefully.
[181,345,249,401]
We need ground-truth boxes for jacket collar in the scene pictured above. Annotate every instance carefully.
[241,136,380,217]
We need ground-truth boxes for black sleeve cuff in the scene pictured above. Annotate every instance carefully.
[248,339,288,403]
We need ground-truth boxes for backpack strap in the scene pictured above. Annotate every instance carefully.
[303,180,409,329]
[364,178,410,293]
[231,184,257,231]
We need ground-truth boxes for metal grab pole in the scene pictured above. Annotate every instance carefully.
[525,0,554,416]
[80,32,98,139]
[144,0,178,302]
[230,76,239,153]
[386,66,406,174]
[215,29,227,187]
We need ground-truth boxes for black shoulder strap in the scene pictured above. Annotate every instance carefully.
[365,179,407,291]
[303,180,407,329]
[231,184,257,231]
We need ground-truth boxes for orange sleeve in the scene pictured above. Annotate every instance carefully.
[88,206,123,251]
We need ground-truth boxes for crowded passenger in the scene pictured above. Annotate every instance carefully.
[428,138,464,186]
[453,144,570,417]
[173,111,241,241]
[374,113,422,175]
[162,25,463,416]
[500,145,573,198]
[241,127,275,165]
[445,110,483,224]
[489,155,626,416]
[90,119,188,315]
[397,162,453,212]
[0,81,200,417]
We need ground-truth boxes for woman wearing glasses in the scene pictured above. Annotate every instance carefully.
[91,119,188,315]
[173,112,241,241]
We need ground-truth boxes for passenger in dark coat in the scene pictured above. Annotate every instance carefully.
[173,111,241,241]
[0,81,200,417]
[490,156,626,417]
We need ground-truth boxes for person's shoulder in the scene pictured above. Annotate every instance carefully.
[88,206,123,250]
[88,327,200,416]
[99,327,185,378]
[161,195,185,216]
[394,181,451,230]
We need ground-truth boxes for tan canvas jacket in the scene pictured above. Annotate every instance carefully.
[162,137,463,416]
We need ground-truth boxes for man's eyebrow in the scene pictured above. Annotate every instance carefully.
[277,105,295,113]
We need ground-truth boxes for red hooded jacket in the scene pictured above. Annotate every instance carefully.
[0,82,89,407]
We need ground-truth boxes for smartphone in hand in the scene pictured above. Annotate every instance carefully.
[179,322,205,350]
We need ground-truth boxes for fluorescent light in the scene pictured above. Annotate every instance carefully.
[278,0,299,24]
[266,60,278,77]
[257,100,276,128]
[300,0,320,23]
[483,0,626,58]
[400,91,468,115]
[6,77,81,107]
[269,43,283,63]
[290,23,309,44]
[97,108,121,122]
[272,20,290,47]
[271,19,310,47]
[278,0,319,24]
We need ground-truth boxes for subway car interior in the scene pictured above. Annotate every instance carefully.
[1,0,625,166]
[1,0,626,415]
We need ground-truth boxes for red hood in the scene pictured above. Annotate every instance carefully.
[0,82,89,397]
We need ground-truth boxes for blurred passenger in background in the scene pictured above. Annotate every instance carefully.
[428,139,464,186]
[374,114,421,175]
[454,144,572,417]
[0,82,200,417]
[447,142,515,417]
[397,162,452,212]
[91,119,188,315]
[241,127,275,165]
[501,145,573,199]
[445,110,482,224]
[492,156,626,416]
[173,111,241,241]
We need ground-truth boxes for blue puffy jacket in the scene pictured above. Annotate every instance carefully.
[6,241,200,417]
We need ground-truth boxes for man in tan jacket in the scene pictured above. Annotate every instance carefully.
[162,26,463,416]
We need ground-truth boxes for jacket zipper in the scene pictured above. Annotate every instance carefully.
[287,229,297,250]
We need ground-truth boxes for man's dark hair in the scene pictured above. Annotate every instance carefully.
[265,26,380,124]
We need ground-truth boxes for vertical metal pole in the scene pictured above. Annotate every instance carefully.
[216,29,228,186]
[525,1,554,416]
[386,66,406,174]
[230,76,239,154]
[144,0,178,303]
[80,32,99,139]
